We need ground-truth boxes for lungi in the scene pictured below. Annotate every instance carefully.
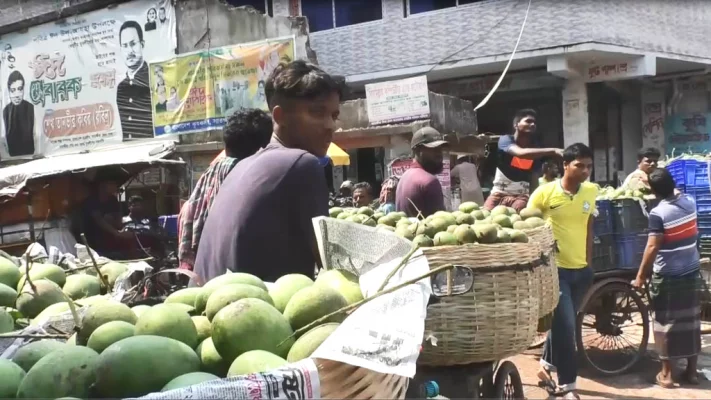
[649,270,704,360]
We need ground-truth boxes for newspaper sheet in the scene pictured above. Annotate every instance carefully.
[311,217,431,378]
[136,359,320,400]
[312,248,431,378]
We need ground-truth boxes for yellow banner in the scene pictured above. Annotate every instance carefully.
[149,37,294,136]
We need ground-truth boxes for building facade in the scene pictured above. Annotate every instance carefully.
[3,0,711,189]
[274,0,711,184]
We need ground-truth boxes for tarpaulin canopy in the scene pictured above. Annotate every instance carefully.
[0,140,183,198]
[211,142,350,167]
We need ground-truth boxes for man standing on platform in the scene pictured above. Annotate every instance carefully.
[528,143,598,400]
[395,127,448,218]
[485,109,564,212]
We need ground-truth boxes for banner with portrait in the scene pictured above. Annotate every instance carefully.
[149,36,294,137]
[0,0,176,160]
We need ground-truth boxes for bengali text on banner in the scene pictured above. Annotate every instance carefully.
[149,36,294,137]
[0,0,177,160]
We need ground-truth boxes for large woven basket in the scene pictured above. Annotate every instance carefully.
[524,224,559,319]
[417,239,544,366]
[317,358,408,399]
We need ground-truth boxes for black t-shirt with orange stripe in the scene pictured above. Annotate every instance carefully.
[496,134,541,184]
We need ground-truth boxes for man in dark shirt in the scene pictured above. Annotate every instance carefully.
[77,180,135,256]
[116,21,153,140]
[395,127,448,218]
[483,109,563,212]
[194,60,343,282]
[3,70,35,157]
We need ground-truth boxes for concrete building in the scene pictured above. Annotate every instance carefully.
[5,0,711,189]
[265,0,711,184]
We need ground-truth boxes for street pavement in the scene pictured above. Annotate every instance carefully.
[511,330,711,399]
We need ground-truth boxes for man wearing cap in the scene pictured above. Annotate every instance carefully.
[396,127,448,217]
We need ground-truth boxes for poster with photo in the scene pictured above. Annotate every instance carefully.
[0,0,176,160]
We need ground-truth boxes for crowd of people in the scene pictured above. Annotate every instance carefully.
[167,59,703,398]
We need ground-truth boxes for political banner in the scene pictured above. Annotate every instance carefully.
[149,36,294,136]
[0,0,176,160]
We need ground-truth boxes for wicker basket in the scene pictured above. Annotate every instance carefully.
[317,358,408,399]
[524,224,560,319]
[417,239,544,366]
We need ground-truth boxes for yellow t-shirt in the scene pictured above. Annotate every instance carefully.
[528,181,599,269]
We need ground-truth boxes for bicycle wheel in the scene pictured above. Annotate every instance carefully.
[576,282,649,376]
[493,361,524,399]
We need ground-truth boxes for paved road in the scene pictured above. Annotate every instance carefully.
[511,332,711,399]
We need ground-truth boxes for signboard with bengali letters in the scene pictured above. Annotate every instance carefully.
[0,0,176,160]
[584,57,655,83]
[148,37,294,137]
[664,113,711,155]
[365,76,430,126]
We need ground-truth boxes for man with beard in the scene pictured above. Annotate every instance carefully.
[116,21,152,139]
[395,127,448,218]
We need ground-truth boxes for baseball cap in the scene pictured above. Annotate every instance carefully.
[411,127,448,149]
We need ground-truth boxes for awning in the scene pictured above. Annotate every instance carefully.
[327,143,350,166]
[211,142,350,167]
[0,140,183,197]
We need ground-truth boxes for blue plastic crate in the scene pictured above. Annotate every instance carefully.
[666,159,709,187]
[158,215,179,237]
[592,234,616,272]
[694,190,711,213]
[615,233,647,270]
[611,199,648,235]
[594,200,613,236]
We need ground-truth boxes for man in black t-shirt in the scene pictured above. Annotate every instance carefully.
[194,61,344,282]
[483,109,563,212]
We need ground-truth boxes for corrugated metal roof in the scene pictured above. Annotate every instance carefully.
[0,140,183,197]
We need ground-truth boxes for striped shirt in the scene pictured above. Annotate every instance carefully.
[648,194,700,276]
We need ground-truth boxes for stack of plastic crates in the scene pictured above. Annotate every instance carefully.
[611,199,648,270]
[591,200,616,272]
[666,159,711,257]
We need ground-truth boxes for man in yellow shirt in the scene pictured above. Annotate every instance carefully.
[528,143,597,400]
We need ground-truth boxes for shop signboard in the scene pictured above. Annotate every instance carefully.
[664,113,711,155]
[389,156,452,211]
[365,76,430,126]
[584,56,655,83]
[148,37,295,137]
[0,0,177,160]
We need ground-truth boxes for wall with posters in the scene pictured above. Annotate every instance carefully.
[149,37,294,137]
[0,0,177,160]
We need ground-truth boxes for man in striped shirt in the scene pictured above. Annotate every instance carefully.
[633,168,702,388]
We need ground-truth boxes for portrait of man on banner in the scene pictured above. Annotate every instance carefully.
[116,20,153,140]
[3,70,35,157]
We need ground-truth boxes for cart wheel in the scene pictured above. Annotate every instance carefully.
[493,361,524,400]
[576,281,649,376]
[478,369,495,399]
